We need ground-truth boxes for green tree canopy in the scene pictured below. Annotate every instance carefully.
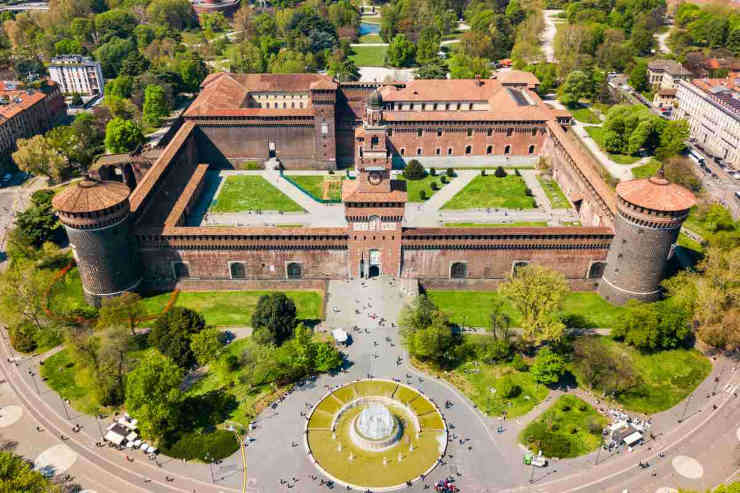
[530,347,566,385]
[448,52,490,79]
[399,295,459,367]
[104,117,144,154]
[149,307,206,368]
[143,84,170,126]
[560,70,590,107]
[146,0,196,30]
[251,293,297,346]
[0,451,59,492]
[190,327,224,366]
[386,33,416,67]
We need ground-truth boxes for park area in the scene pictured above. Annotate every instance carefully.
[349,45,388,67]
[442,174,536,210]
[285,174,345,201]
[209,175,303,213]
[397,173,454,202]
[585,126,641,165]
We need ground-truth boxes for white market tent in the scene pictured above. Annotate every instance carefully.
[104,429,126,445]
[332,329,348,344]
[623,431,643,446]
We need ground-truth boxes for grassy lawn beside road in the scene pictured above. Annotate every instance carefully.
[398,174,452,202]
[570,106,601,124]
[520,395,607,458]
[442,175,536,210]
[536,175,570,208]
[139,290,323,327]
[427,290,626,329]
[630,158,661,179]
[571,336,711,414]
[210,175,303,213]
[349,45,388,66]
[585,126,641,165]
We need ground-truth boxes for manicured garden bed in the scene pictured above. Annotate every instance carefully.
[139,290,323,327]
[520,395,607,458]
[441,175,536,210]
[210,176,303,213]
[397,174,451,202]
[536,175,570,208]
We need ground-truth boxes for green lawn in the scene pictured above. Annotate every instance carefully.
[427,290,627,329]
[442,175,536,210]
[139,290,323,327]
[47,267,87,315]
[631,158,661,179]
[571,336,711,414]
[570,106,601,124]
[41,348,104,415]
[520,395,607,458]
[537,175,570,208]
[585,126,641,165]
[677,232,704,254]
[285,174,344,201]
[358,33,383,43]
[349,45,388,66]
[444,221,548,228]
[398,174,451,202]
[210,176,303,213]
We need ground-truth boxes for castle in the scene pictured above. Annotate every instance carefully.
[51,72,696,307]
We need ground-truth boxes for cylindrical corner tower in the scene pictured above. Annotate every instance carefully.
[598,173,695,305]
[52,178,142,306]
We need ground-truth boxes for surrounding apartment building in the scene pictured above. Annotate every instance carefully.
[48,55,104,97]
[0,80,66,160]
[674,74,740,166]
[648,60,693,90]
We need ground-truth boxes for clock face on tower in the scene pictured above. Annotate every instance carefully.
[368,171,383,185]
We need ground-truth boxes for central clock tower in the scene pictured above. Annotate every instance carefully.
[342,89,407,279]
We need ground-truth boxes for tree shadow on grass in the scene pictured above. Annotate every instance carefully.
[179,389,239,432]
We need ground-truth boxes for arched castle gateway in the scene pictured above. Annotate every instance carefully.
[51,72,695,306]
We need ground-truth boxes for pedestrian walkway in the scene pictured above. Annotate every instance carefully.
[404,170,478,226]
[520,170,552,212]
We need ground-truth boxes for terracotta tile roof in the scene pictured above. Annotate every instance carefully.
[380,79,496,102]
[496,70,540,86]
[0,84,47,120]
[130,121,196,212]
[185,72,337,117]
[52,179,130,213]
[403,226,613,236]
[617,176,696,212]
[341,179,407,202]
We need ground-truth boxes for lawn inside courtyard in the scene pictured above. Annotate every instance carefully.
[536,175,570,209]
[349,45,388,66]
[397,173,453,202]
[441,175,536,210]
[285,174,344,202]
[209,175,303,213]
[584,126,641,165]
[427,290,627,329]
[570,336,712,414]
[520,395,607,458]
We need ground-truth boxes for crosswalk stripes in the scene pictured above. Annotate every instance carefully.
[723,383,738,394]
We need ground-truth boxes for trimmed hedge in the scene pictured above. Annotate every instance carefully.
[162,430,239,462]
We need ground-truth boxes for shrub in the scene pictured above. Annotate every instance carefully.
[419,190,428,200]
[10,323,37,353]
[446,168,455,177]
[525,187,533,196]
[499,377,521,398]
[515,168,521,176]
[163,430,239,462]
[430,168,436,176]
[494,166,507,177]
[430,182,439,191]
[511,353,528,371]
[403,159,426,180]
[481,169,486,176]
[440,175,448,184]
[588,418,603,435]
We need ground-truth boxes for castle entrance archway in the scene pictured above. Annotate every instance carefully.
[368,249,381,278]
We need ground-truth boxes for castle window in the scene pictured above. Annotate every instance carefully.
[486,145,493,154]
[504,145,511,155]
[417,148,422,155]
[400,148,405,156]
[532,128,537,136]
[512,261,528,275]
[506,128,513,137]
[487,129,493,136]
[436,148,441,155]
[467,129,473,137]
[437,128,442,137]
[321,123,329,135]
[388,129,392,136]
[465,145,472,154]
[528,145,535,154]
[587,262,606,279]
[450,262,467,279]
[229,262,246,279]
[447,147,453,155]
[287,262,302,279]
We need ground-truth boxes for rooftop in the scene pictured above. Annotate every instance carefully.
[648,59,692,77]
[0,81,47,121]
[691,73,740,114]
[52,178,131,214]
[616,175,695,212]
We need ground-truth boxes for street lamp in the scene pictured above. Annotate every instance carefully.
[95,414,105,441]
[205,453,215,483]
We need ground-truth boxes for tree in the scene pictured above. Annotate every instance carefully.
[269,49,311,73]
[96,292,144,336]
[125,351,183,442]
[530,347,565,385]
[573,337,641,396]
[313,341,343,372]
[13,191,59,248]
[415,62,447,79]
[177,52,208,92]
[0,451,60,492]
[416,28,441,66]
[119,51,150,77]
[146,0,196,30]
[399,295,458,366]
[612,299,692,351]
[657,119,690,158]
[143,84,170,127]
[95,325,133,406]
[0,261,49,336]
[560,70,590,107]
[94,9,136,42]
[448,52,490,79]
[487,299,513,342]
[106,75,133,100]
[403,159,426,180]
[629,61,649,93]
[499,265,568,344]
[148,307,206,368]
[104,117,144,153]
[227,41,265,73]
[12,135,68,184]
[386,34,415,67]
[251,293,297,346]
[327,54,360,82]
[94,36,136,77]
[190,327,224,366]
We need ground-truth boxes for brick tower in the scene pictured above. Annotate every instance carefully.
[52,178,142,306]
[343,90,407,278]
[598,169,695,305]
